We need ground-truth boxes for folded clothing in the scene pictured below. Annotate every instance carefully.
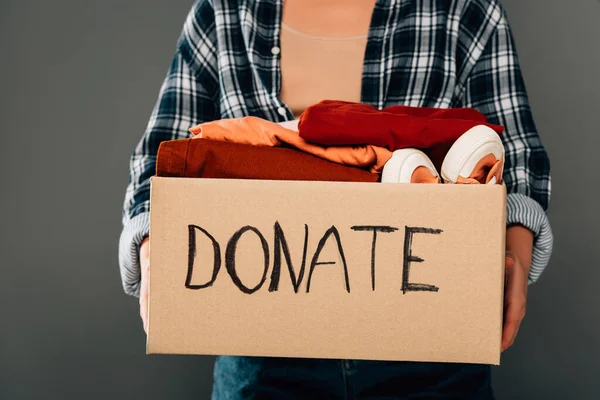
[298,100,504,169]
[156,138,380,183]
[189,116,391,173]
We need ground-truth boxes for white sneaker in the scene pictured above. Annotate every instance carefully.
[381,149,440,183]
[441,125,504,184]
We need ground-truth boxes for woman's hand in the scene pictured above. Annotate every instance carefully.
[139,236,150,333]
[502,225,534,351]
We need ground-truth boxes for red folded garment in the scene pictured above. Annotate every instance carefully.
[298,100,504,169]
[156,138,380,183]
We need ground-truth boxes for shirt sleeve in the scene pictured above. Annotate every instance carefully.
[119,0,220,297]
[460,12,553,284]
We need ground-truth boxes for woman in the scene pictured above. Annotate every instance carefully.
[119,0,553,398]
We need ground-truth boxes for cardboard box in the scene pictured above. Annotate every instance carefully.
[147,177,506,365]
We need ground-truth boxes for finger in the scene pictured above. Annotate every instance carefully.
[505,250,515,263]
[140,292,148,334]
[139,278,149,334]
[502,317,521,351]
[502,301,526,351]
[140,299,148,334]
[502,251,526,351]
[504,254,516,277]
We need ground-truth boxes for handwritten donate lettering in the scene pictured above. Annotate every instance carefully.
[185,223,443,294]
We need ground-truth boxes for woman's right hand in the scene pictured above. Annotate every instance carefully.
[139,236,150,333]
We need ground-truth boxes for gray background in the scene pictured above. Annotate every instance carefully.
[1,0,598,398]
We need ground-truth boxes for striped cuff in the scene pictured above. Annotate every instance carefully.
[118,212,150,297]
[506,193,554,284]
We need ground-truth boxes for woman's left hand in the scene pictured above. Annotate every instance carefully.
[501,250,529,351]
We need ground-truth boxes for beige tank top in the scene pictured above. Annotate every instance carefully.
[279,1,375,117]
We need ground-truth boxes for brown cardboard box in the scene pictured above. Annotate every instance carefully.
[147,177,506,365]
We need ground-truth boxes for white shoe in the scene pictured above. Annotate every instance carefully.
[381,149,440,183]
[441,125,504,184]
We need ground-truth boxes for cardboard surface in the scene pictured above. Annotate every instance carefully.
[147,177,506,364]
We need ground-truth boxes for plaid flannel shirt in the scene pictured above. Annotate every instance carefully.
[119,0,553,297]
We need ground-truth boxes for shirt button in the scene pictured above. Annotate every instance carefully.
[277,107,287,116]
[271,46,281,55]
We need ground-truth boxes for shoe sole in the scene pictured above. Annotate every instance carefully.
[382,148,439,183]
[440,125,504,184]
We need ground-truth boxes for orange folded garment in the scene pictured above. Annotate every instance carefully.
[188,116,392,174]
[156,138,380,183]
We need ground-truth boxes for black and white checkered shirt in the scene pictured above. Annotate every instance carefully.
[119,0,553,297]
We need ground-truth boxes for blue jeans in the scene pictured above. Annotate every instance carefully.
[212,356,494,399]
